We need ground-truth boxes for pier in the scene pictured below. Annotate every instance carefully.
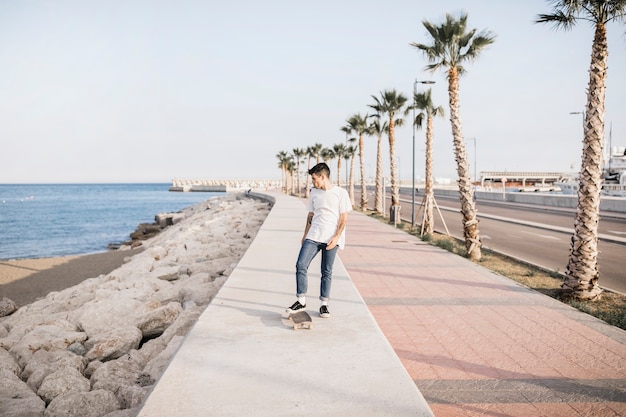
[169,178,280,192]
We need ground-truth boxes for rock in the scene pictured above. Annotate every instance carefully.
[90,358,141,393]
[38,368,90,404]
[22,350,86,391]
[142,335,184,381]
[0,194,271,415]
[0,297,18,317]
[125,338,168,371]
[159,305,202,345]
[85,326,143,362]
[75,298,143,336]
[0,347,20,376]
[0,369,46,417]
[114,384,147,409]
[67,342,87,356]
[10,320,87,366]
[44,389,120,417]
[135,301,182,338]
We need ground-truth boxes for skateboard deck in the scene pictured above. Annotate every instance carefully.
[288,310,313,330]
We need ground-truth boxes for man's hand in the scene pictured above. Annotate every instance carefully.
[326,236,339,250]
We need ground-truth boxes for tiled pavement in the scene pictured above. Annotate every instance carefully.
[340,210,626,416]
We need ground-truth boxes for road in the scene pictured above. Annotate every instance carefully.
[355,188,626,294]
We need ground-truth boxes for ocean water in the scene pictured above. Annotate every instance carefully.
[0,184,219,260]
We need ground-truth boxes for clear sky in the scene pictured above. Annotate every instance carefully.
[1,0,625,184]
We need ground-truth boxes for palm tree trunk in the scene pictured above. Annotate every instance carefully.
[349,155,356,206]
[305,157,312,198]
[282,167,287,193]
[296,159,301,197]
[448,67,481,260]
[423,115,435,235]
[563,23,607,301]
[388,118,399,211]
[337,159,342,186]
[358,133,367,210]
[375,133,383,213]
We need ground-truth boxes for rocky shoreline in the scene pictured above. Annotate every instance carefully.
[0,193,272,417]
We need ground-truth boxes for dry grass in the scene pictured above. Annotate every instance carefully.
[369,212,626,331]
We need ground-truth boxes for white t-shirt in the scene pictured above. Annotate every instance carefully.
[305,185,352,249]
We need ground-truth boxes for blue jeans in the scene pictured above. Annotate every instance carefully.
[296,239,338,301]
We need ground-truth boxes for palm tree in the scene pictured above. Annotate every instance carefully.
[411,12,495,261]
[304,146,315,198]
[413,88,445,236]
[275,151,291,193]
[333,143,347,185]
[320,148,335,165]
[345,114,371,211]
[368,115,388,214]
[369,90,409,220]
[304,143,324,198]
[340,125,356,188]
[286,158,296,195]
[343,145,357,205]
[311,142,324,163]
[292,148,306,198]
[536,1,626,300]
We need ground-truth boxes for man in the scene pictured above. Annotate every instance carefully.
[286,162,352,318]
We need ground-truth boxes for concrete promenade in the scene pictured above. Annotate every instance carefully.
[341,204,626,416]
[138,192,433,416]
[138,191,626,416]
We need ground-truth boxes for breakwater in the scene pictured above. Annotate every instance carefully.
[169,179,280,192]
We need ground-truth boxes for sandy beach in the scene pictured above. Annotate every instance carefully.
[0,249,143,307]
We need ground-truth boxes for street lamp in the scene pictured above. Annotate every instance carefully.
[412,79,435,228]
[569,111,585,128]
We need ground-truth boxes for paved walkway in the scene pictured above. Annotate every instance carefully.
[341,206,626,416]
[138,192,626,416]
[138,192,433,416]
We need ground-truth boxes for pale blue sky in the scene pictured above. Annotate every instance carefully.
[1,0,625,183]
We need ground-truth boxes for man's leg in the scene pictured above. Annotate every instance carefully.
[295,239,320,300]
[319,244,338,302]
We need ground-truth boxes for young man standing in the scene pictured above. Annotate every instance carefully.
[286,162,352,318]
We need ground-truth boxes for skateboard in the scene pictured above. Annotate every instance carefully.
[288,310,313,330]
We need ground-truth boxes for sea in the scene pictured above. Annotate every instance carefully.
[0,183,220,260]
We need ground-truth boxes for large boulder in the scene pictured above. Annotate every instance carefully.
[44,389,120,417]
[23,349,86,391]
[0,297,18,317]
[74,298,143,336]
[90,357,141,393]
[10,320,86,366]
[38,368,90,404]
[0,369,46,417]
[0,347,20,375]
[142,335,184,381]
[135,301,182,338]
[85,326,143,362]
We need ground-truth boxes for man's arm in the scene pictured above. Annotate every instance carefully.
[302,212,313,244]
[326,212,348,250]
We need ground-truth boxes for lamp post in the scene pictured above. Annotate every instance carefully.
[569,111,585,129]
[412,79,435,227]
[345,131,349,187]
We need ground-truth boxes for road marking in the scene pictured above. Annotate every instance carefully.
[521,231,561,240]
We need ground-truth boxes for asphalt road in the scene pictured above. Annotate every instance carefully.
[356,188,626,295]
